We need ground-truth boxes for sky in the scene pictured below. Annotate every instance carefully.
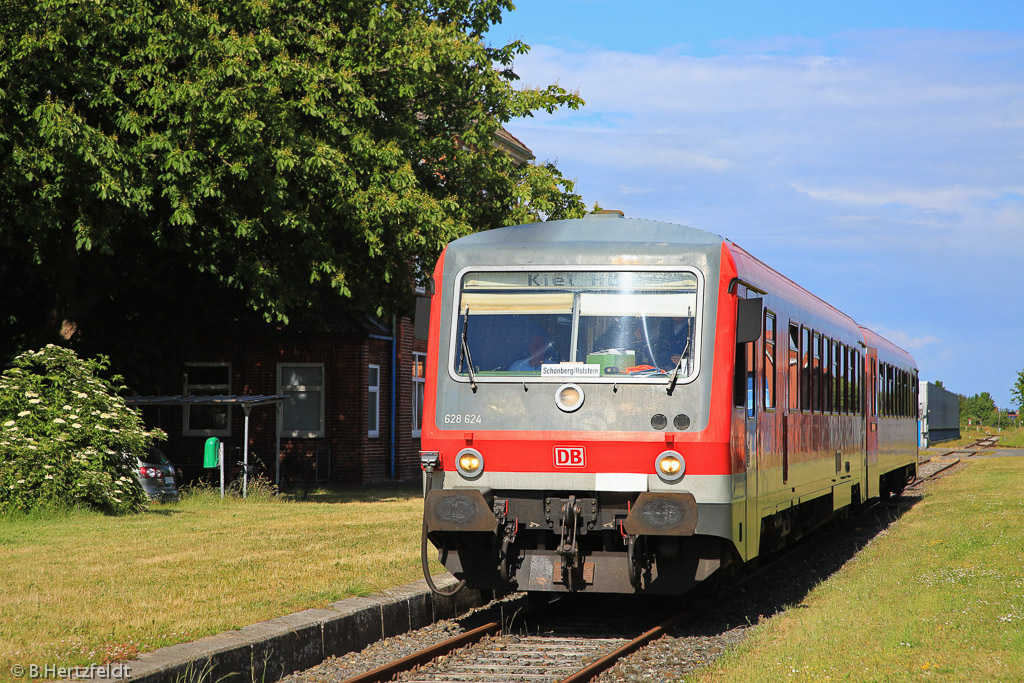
[486,0,1024,409]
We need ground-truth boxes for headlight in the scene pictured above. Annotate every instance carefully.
[455,447,484,478]
[655,450,685,482]
[555,383,585,412]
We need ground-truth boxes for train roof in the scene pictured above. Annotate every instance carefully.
[447,214,725,252]
[444,215,916,368]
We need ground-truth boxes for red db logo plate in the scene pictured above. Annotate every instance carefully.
[553,446,586,468]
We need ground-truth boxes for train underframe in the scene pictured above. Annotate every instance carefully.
[425,488,738,594]
[424,462,917,594]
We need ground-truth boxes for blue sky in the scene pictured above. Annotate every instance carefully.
[487,0,1024,409]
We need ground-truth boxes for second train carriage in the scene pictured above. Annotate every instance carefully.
[419,213,918,594]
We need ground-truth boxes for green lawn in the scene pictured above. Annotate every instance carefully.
[0,486,440,674]
[687,457,1024,682]
[938,425,1024,449]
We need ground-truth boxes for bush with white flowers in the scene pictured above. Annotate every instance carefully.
[0,345,164,514]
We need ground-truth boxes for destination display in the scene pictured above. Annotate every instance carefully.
[540,364,602,378]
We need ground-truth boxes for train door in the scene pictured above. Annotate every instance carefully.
[744,330,759,560]
[733,286,762,560]
[865,348,879,499]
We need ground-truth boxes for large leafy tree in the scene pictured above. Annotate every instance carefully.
[0,0,585,377]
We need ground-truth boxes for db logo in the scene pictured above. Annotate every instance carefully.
[553,446,586,468]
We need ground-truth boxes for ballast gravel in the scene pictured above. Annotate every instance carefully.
[284,465,960,683]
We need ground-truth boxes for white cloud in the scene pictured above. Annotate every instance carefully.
[789,183,1023,215]
[865,326,941,352]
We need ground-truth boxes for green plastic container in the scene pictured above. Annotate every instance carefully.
[203,437,221,468]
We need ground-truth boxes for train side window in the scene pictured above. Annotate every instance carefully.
[788,323,800,411]
[811,331,821,413]
[882,363,889,416]
[911,371,916,416]
[832,341,840,414]
[898,370,905,417]
[906,371,911,416]
[888,365,895,416]
[839,346,845,414]
[853,349,859,414]
[801,326,811,412]
[890,366,896,417]
[764,312,776,410]
[733,343,746,408]
[822,336,832,414]
[905,370,913,413]
[845,346,852,414]
[870,357,877,417]
[879,363,886,416]
[896,368,902,417]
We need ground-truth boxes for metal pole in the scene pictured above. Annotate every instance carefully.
[243,406,251,498]
[219,442,225,499]
[275,402,281,489]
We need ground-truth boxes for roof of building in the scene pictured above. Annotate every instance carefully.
[494,126,535,164]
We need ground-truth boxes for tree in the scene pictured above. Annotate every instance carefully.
[960,391,998,426]
[0,0,586,370]
[1012,369,1024,411]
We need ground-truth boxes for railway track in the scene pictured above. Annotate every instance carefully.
[332,460,963,683]
[337,540,844,683]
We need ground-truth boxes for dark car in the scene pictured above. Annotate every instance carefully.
[136,446,180,502]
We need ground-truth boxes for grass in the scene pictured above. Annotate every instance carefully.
[929,425,1024,449]
[687,457,1024,683]
[0,483,441,675]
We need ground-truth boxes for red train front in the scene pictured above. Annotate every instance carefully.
[419,214,918,594]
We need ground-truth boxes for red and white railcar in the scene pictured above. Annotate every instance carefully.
[419,214,918,594]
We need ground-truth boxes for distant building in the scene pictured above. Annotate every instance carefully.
[918,381,960,447]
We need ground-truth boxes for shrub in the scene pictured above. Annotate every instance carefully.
[0,345,163,514]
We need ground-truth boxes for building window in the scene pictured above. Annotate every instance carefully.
[368,364,380,438]
[183,363,231,436]
[412,352,426,437]
[279,364,324,438]
[763,312,776,410]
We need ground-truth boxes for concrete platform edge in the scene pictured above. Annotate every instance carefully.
[98,576,493,683]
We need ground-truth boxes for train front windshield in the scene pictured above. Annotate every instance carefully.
[452,270,701,382]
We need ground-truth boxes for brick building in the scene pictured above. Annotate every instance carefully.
[138,313,428,485]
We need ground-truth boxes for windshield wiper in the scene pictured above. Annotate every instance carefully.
[459,305,478,392]
[666,310,694,396]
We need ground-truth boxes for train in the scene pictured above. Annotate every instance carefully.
[418,213,918,594]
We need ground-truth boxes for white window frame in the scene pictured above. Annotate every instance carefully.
[278,362,325,439]
[368,364,381,438]
[412,352,426,437]
[183,362,231,437]
[446,265,706,385]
